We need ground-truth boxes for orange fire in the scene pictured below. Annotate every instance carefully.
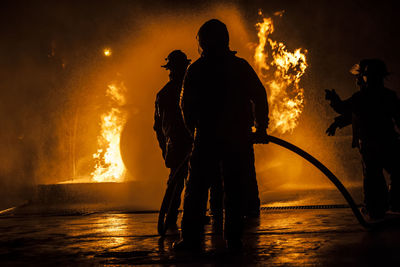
[92,82,127,182]
[254,11,308,134]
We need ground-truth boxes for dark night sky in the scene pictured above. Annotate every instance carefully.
[2,0,399,95]
[2,0,399,115]
[0,0,399,207]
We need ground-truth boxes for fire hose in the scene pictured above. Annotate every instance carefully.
[265,135,371,228]
[158,135,374,236]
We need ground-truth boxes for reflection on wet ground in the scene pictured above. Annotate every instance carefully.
[2,206,400,265]
[2,187,400,265]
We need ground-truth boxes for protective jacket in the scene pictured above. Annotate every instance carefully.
[330,87,400,147]
[180,51,269,141]
[180,50,269,242]
[154,78,192,168]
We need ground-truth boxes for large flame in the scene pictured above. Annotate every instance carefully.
[92,82,127,182]
[254,11,308,134]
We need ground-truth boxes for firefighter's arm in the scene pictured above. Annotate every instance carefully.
[392,92,400,128]
[246,62,269,133]
[326,113,352,136]
[153,96,166,158]
[180,68,197,137]
[325,89,351,115]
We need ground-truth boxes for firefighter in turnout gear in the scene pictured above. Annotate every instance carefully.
[154,50,192,232]
[174,19,269,250]
[326,59,400,219]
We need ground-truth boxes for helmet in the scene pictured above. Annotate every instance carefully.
[197,19,229,52]
[350,58,389,78]
[161,50,191,70]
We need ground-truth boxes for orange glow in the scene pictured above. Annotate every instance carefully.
[92,82,127,182]
[103,48,112,57]
[254,11,308,134]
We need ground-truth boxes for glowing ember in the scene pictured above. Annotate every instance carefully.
[103,48,112,57]
[92,82,127,182]
[254,11,308,134]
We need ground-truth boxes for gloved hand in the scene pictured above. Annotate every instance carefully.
[252,128,269,144]
[326,122,338,136]
[325,89,340,102]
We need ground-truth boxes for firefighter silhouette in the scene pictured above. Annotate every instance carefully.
[174,19,269,250]
[326,59,400,219]
[154,50,192,232]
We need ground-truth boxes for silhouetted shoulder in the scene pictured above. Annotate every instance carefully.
[230,55,259,75]
[183,58,208,87]
[157,81,174,98]
[348,91,362,103]
[232,55,251,66]
[382,88,400,111]
[185,57,205,73]
[383,88,399,99]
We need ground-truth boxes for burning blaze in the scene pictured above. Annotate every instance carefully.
[92,82,127,182]
[254,11,308,134]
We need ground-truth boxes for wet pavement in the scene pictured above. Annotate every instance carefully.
[2,203,400,266]
[2,186,400,266]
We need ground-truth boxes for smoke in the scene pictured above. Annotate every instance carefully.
[1,0,399,209]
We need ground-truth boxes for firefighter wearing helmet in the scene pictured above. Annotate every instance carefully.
[153,50,192,233]
[325,59,400,220]
[175,19,269,251]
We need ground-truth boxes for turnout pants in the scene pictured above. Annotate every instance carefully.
[360,138,400,216]
[164,142,192,226]
[205,144,260,218]
[181,138,254,242]
[165,162,189,226]
[245,145,260,216]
